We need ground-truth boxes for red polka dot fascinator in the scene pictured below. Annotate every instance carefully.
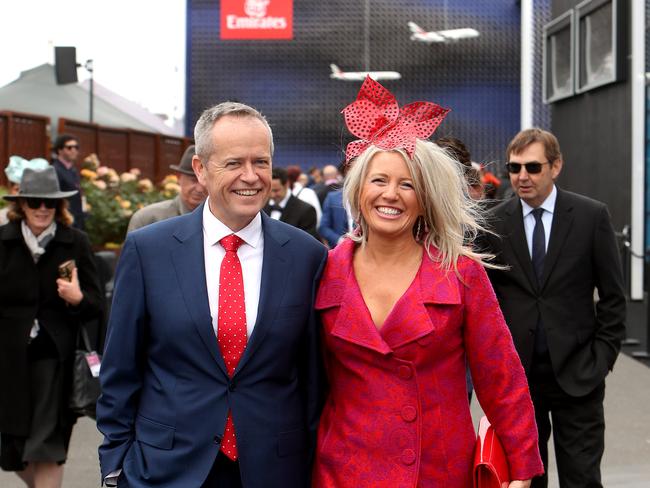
[342,76,450,162]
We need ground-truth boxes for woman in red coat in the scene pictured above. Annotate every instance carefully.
[312,78,543,487]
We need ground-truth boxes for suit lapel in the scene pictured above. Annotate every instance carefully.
[234,213,291,375]
[540,189,573,289]
[502,198,538,292]
[171,205,228,376]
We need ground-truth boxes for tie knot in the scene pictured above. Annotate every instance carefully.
[532,208,544,221]
[220,234,244,252]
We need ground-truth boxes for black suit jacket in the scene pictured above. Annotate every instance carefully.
[264,195,319,241]
[481,188,626,397]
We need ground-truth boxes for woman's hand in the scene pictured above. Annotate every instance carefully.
[508,480,532,488]
[56,267,84,306]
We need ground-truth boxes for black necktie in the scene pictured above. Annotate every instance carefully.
[531,208,545,284]
[531,207,549,360]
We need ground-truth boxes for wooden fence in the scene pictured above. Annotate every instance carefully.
[0,110,191,186]
[0,111,50,186]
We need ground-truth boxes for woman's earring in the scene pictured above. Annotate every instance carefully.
[415,216,424,242]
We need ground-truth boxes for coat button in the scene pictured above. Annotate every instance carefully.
[401,448,416,465]
[401,405,417,422]
[213,435,222,445]
[228,381,237,392]
[397,365,412,379]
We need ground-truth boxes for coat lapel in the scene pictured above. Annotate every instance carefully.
[234,213,291,375]
[171,205,228,376]
[502,198,538,292]
[540,189,573,289]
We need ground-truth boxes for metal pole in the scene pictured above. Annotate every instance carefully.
[86,59,94,123]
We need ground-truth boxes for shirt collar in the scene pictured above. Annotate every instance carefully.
[270,191,291,209]
[521,184,557,217]
[202,198,263,248]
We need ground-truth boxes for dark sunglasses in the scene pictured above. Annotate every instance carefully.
[25,198,58,209]
[505,161,550,174]
[64,144,79,150]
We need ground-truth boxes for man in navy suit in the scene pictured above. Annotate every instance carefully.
[97,102,328,487]
[318,189,350,248]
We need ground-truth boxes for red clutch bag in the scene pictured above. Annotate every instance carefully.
[473,416,510,488]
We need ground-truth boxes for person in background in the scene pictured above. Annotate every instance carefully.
[0,167,102,488]
[313,77,542,488]
[97,101,327,488]
[51,134,84,230]
[435,136,485,201]
[0,156,49,225]
[314,164,341,205]
[308,166,324,191]
[481,128,626,488]
[318,161,354,249]
[264,166,320,241]
[285,165,322,226]
[297,172,310,188]
[127,145,207,231]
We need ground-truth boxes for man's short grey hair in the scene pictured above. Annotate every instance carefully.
[193,101,274,162]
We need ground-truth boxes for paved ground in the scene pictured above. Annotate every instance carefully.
[1,354,649,487]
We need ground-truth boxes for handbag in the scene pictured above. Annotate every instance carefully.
[473,416,510,488]
[69,325,102,419]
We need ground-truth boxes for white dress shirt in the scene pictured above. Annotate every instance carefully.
[202,199,264,339]
[292,182,322,225]
[269,191,291,221]
[521,185,557,257]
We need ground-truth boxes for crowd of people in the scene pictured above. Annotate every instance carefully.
[0,76,625,488]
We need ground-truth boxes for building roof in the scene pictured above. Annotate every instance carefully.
[0,64,181,136]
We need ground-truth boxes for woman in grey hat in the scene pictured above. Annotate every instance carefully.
[0,167,102,488]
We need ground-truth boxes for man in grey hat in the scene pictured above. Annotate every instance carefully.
[127,145,207,231]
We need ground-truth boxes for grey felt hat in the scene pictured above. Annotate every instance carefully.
[169,145,196,175]
[3,167,77,201]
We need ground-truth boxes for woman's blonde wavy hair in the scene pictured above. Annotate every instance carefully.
[343,139,494,273]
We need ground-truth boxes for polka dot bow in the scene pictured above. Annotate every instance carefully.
[342,76,450,161]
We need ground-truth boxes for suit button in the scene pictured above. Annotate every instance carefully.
[401,405,417,422]
[213,435,222,445]
[228,381,236,392]
[401,448,416,465]
[397,365,412,380]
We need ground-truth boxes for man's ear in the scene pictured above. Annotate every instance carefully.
[551,158,563,180]
[192,155,206,186]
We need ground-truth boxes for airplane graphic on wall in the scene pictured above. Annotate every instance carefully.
[408,21,479,43]
[329,64,401,81]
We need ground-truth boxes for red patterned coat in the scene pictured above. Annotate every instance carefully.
[312,240,543,487]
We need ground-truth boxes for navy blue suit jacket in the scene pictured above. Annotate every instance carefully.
[97,205,327,487]
[318,190,348,249]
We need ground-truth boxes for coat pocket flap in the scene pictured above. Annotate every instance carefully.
[135,415,175,450]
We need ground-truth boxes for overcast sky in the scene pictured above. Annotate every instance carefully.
[1,0,186,122]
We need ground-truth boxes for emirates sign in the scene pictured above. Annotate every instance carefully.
[221,0,293,40]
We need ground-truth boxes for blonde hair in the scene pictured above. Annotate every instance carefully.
[343,140,493,272]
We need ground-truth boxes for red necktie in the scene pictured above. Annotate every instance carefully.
[217,234,247,460]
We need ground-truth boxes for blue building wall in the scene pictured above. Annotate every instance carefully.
[187,0,522,169]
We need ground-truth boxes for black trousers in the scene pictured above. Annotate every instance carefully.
[201,452,243,488]
[529,370,605,488]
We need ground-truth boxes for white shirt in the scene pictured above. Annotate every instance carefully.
[269,191,291,221]
[521,185,556,257]
[202,199,264,339]
[292,182,322,226]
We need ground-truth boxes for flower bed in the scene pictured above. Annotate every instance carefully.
[80,154,179,248]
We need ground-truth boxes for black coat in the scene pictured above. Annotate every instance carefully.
[481,188,626,397]
[0,220,102,435]
[264,195,319,241]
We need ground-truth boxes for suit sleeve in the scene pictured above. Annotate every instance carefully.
[300,246,328,463]
[462,260,544,480]
[591,204,626,372]
[318,194,341,247]
[96,234,147,478]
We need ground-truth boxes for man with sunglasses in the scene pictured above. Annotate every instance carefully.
[52,134,84,230]
[481,128,626,488]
